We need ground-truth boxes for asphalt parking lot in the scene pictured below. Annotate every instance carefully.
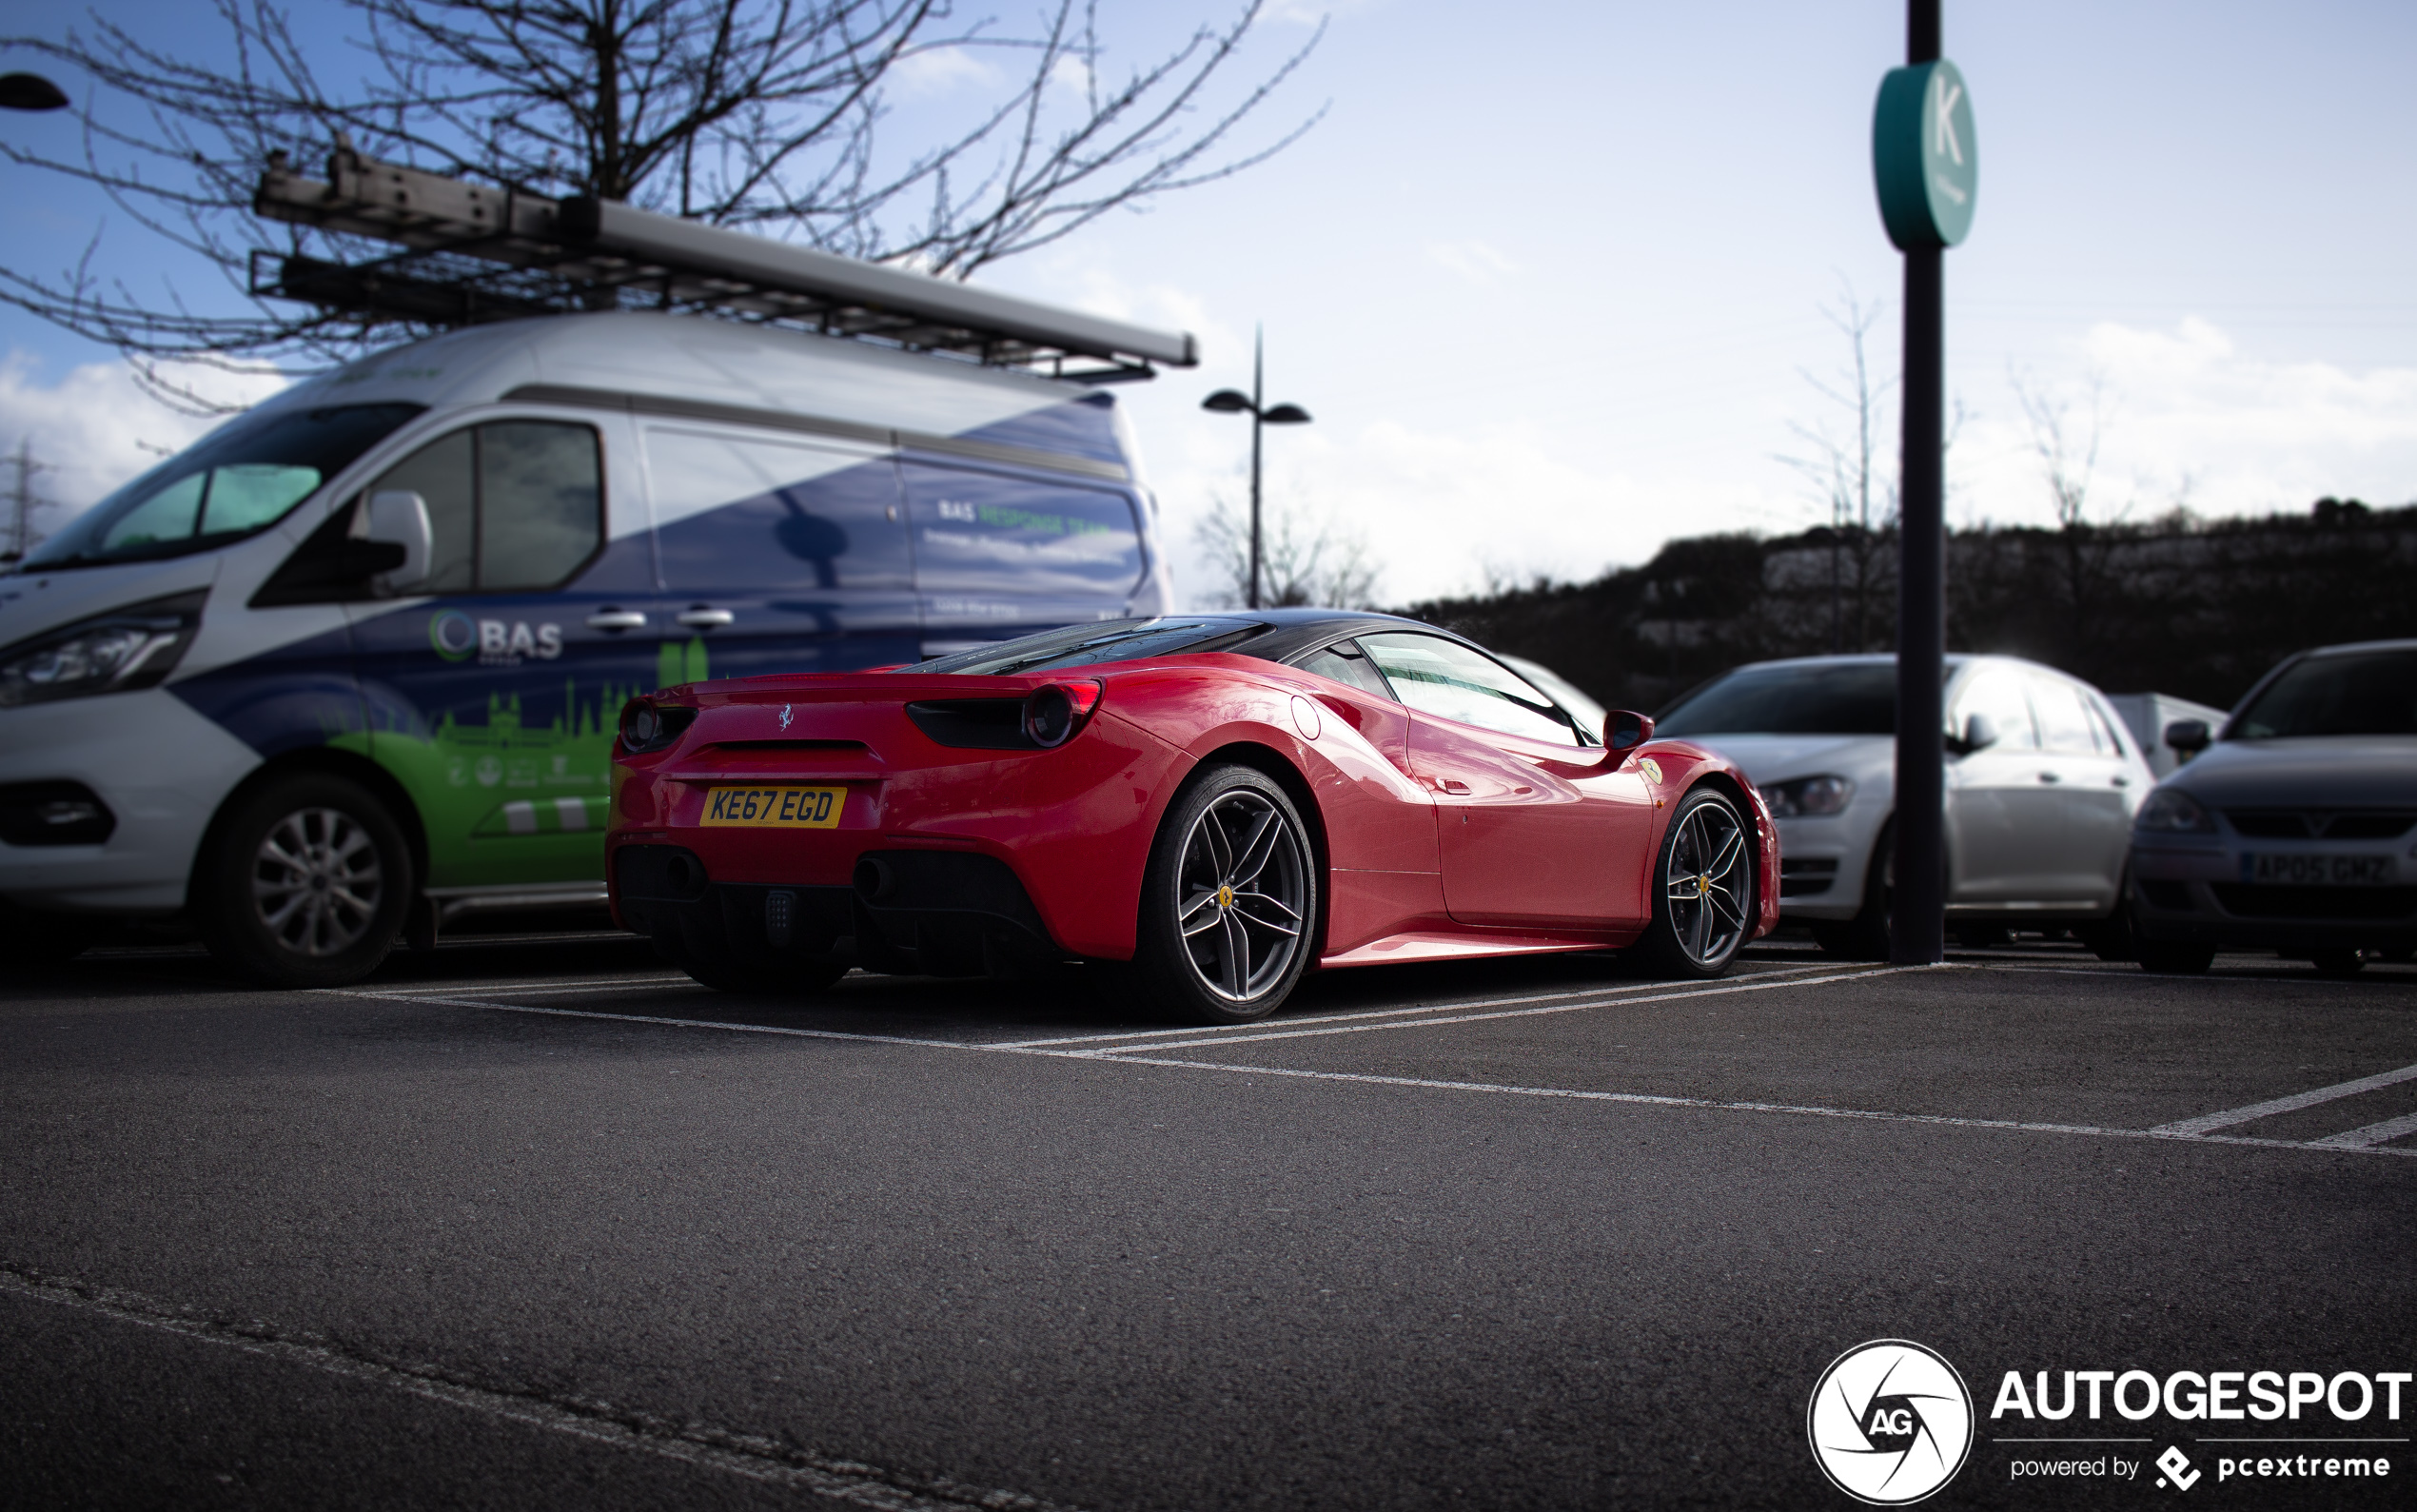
[4,932,2413,1510]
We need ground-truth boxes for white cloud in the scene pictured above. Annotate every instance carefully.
[1426,240,1521,286]
[0,353,291,540]
[888,45,998,99]
[1957,318,2417,527]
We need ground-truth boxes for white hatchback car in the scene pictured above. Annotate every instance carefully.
[1658,654,2154,957]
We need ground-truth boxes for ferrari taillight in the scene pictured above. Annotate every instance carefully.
[1022,679,1104,748]
[619,697,697,754]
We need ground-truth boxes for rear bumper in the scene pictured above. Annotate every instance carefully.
[614,842,1067,976]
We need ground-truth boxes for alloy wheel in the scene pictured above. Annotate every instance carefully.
[251,806,383,957]
[1662,797,1750,968]
[1173,788,1309,1002]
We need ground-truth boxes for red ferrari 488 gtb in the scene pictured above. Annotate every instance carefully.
[607,610,1779,1022]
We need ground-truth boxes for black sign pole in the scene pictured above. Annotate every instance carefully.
[1891,0,1947,966]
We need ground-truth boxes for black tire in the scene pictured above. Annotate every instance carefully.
[196,772,413,988]
[1131,763,1317,1025]
[2309,949,2367,978]
[1629,786,1757,979]
[2133,935,2215,975]
[2073,893,2137,963]
[1812,821,1894,962]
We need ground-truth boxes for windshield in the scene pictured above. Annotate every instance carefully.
[2230,648,2417,738]
[1657,661,1902,736]
[914,617,1264,676]
[25,403,425,570]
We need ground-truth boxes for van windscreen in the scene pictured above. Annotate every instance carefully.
[27,403,425,569]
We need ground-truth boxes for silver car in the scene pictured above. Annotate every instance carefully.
[2130,638,2417,976]
[1659,654,2153,958]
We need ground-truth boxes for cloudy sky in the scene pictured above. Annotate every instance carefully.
[3,0,2412,607]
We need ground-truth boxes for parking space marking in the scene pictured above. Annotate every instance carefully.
[314,989,976,1051]
[2310,1111,2417,1150]
[1071,965,1921,1056]
[2151,1062,2417,1135]
[1984,964,2415,988]
[0,1266,1080,1511]
[988,962,1850,1051]
[1090,1056,2417,1159]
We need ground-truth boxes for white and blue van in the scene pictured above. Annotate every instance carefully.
[0,309,1178,983]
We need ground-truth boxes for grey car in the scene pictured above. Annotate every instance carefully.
[2129,638,2417,975]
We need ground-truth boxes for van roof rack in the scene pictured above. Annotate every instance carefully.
[251,147,1195,383]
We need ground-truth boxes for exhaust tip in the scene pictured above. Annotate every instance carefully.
[854,856,896,902]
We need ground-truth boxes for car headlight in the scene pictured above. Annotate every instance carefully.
[0,590,206,708]
[1766,774,1856,817]
[2135,788,2215,835]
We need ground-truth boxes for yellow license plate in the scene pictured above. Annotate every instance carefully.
[701,786,847,829]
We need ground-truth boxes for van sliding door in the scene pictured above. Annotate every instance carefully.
[894,460,1149,658]
[641,426,918,681]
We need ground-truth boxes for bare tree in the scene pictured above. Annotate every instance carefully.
[1192,494,1379,610]
[1778,285,1897,653]
[2012,367,2112,530]
[2,0,1325,368]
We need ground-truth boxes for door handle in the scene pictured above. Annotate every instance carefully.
[1441,779,1472,795]
[676,607,736,628]
[584,609,647,631]
[2112,775,2130,788]
[2036,771,2061,784]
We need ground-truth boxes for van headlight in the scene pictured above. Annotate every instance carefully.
[2135,789,2216,835]
[1766,774,1855,817]
[0,591,206,708]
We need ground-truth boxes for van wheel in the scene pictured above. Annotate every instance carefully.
[197,773,412,988]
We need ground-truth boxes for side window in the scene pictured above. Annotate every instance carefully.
[2085,697,2128,757]
[1951,667,2039,750]
[361,421,599,593]
[1359,632,1580,745]
[897,461,1146,599]
[1301,639,1395,699]
[644,427,910,591]
[2028,674,2100,755]
[480,422,602,591]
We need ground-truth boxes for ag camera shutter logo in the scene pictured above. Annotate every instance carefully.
[1809,1340,1974,1504]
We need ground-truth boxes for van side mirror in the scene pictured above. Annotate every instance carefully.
[2163,718,2211,760]
[1604,710,1654,765]
[364,490,432,594]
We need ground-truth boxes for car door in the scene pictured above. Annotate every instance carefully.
[1357,632,1652,927]
[643,424,920,680]
[1942,663,2064,905]
[344,412,664,892]
[2024,670,2133,909]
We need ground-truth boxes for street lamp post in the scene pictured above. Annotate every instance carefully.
[1203,327,1311,610]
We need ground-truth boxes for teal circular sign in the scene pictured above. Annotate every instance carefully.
[1873,58,1977,250]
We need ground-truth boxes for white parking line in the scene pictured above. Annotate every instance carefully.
[2150,1062,2417,1135]
[1089,1056,2417,1160]
[2310,1111,2417,1150]
[373,975,690,995]
[1069,965,1921,1056]
[988,962,1851,1051]
[0,1267,1078,1511]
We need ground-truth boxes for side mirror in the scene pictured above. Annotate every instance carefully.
[2164,718,2211,760]
[364,490,432,594]
[1955,712,1999,755]
[1604,709,1654,765]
